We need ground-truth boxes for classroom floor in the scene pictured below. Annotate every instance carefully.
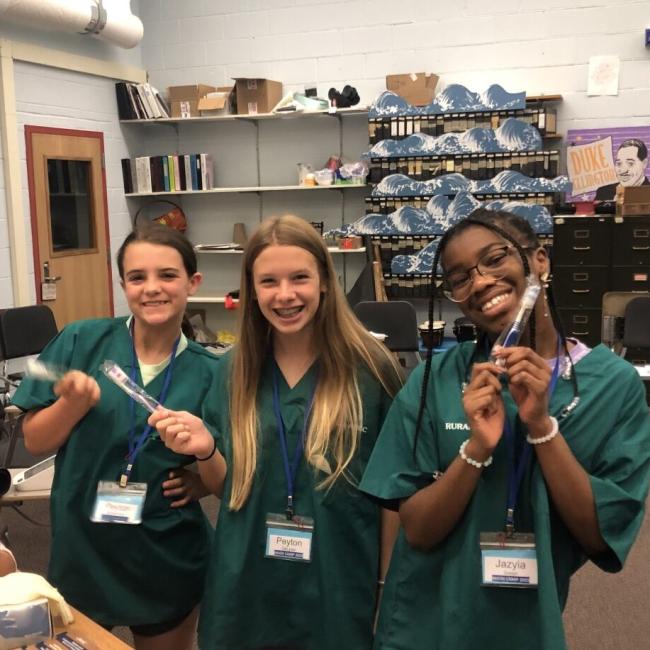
[6,495,650,649]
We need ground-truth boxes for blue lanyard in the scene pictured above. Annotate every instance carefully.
[503,339,562,535]
[272,362,316,520]
[120,324,180,487]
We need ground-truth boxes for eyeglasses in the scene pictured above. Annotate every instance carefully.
[441,245,526,302]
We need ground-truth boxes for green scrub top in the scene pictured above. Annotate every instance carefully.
[198,353,394,650]
[11,318,220,627]
[360,342,650,650]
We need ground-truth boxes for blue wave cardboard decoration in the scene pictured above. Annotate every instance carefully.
[369,83,526,118]
[369,119,542,157]
[327,191,553,244]
[372,170,572,196]
[392,241,441,274]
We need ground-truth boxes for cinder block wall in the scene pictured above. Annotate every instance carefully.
[1,0,649,310]
[141,0,650,132]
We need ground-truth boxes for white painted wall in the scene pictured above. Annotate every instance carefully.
[0,5,143,310]
[2,0,650,315]
[7,62,136,315]
[140,0,650,131]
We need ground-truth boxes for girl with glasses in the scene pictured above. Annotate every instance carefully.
[360,208,650,650]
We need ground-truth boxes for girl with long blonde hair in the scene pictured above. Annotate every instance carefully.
[151,214,402,649]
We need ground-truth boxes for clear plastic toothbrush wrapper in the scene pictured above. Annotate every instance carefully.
[100,360,162,413]
[25,358,66,382]
[489,279,541,367]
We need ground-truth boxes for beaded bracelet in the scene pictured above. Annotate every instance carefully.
[526,416,559,445]
[196,437,217,462]
[459,439,493,469]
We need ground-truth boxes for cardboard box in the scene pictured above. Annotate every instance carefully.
[168,84,215,118]
[198,86,235,116]
[386,72,438,106]
[233,78,283,115]
[616,185,650,216]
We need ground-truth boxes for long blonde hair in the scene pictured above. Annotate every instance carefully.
[229,215,402,510]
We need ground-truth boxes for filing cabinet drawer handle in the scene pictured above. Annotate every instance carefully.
[573,246,591,251]
[632,246,650,250]
[572,289,590,293]
[572,331,590,336]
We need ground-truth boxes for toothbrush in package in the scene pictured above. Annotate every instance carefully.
[100,360,162,413]
[489,279,541,367]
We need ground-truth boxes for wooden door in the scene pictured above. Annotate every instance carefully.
[25,127,113,328]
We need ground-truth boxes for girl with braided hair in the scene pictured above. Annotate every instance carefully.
[360,208,650,649]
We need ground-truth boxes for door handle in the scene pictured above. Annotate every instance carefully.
[43,261,62,283]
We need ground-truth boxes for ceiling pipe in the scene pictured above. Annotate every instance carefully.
[0,0,144,49]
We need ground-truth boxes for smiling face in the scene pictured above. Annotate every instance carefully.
[252,244,324,344]
[441,225,548,337]
[615,145,648,187]
[121,241,201,330]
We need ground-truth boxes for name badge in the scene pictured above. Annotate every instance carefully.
[265,512,314,562]
[480,532,538,588]
[91,480,147,525]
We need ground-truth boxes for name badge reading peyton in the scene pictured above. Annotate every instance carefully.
[91,480,147,525]
[480,532,538,588]
[265,513,314,562]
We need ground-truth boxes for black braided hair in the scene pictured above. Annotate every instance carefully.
[412,208,576,459]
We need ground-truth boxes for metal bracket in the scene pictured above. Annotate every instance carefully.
[81,0,108,36]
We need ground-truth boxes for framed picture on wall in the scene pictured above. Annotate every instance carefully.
[566,126,650,202]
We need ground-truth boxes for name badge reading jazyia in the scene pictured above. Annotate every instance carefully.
[480,531,538,588]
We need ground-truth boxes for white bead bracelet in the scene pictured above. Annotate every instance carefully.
[526,416,559,445]
[459,439,493,469]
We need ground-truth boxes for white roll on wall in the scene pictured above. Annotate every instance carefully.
[0,0,144,49]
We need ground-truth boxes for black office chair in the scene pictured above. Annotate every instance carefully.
[622,296,650,364]
[353,300,420,373]
[622,297,650,349]
[0,304,58,468]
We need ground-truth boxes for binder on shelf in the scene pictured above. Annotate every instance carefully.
[135,156,152,194]
[115,82,137,120]
[162,156,170,192]
[189,154,198,190]
[183,155,192,191]
[121,158,133,194]
[150,156,165,193]
[195,155,203,190]
[200,153,214,190]
[173,154,182,191]
[168,155,176,191]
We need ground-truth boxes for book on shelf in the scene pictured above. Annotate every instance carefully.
[115,82,170,120]
[135,156,152,193]
[121,158,134,194]
[184,155,192,191]
[122,152,215,193]
[200,153,214,190]
[139,83,162,119]
[195,155,203,190]
[173,155,182,191]
[168,155,176,192]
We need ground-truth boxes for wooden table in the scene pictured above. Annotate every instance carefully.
[25,606,133,649]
